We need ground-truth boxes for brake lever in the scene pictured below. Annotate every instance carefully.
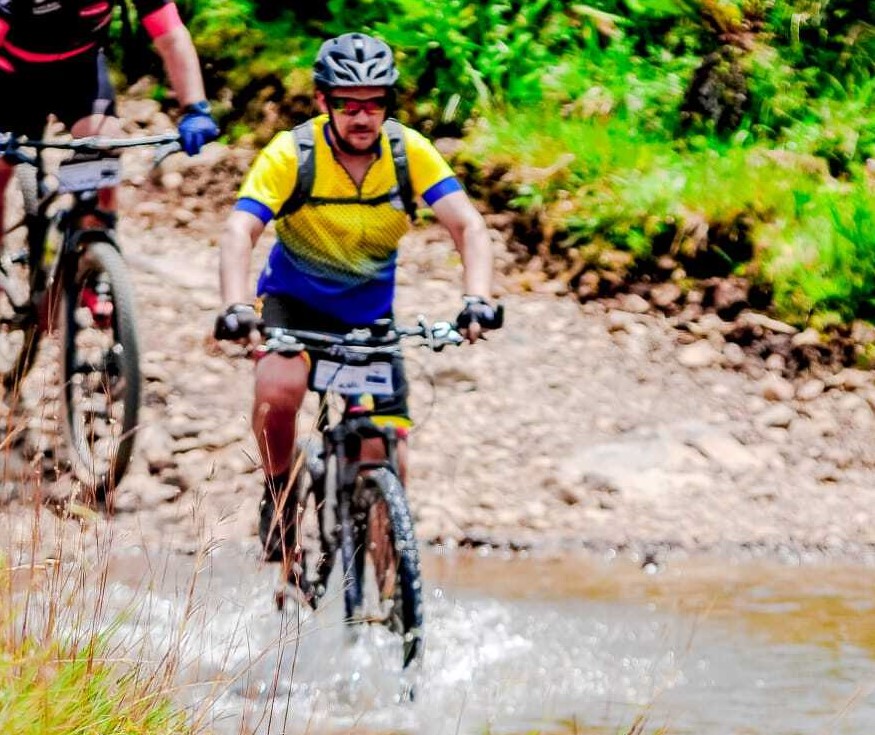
[153,141,182,168]
[492,303,505,329]
[431,320,464,348]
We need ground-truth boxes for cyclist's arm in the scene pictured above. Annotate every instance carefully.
[139,3,207,107]
[219,210,266,307]
[431,190,493,301]
[404,127,493,300]
[218,131,295,303]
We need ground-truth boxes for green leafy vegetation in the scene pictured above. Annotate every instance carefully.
[116,0,875,329]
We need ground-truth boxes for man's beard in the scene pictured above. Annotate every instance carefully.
[344,125,377,152]
[328,112,380,155]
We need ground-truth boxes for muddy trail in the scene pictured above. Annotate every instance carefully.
[3,115,875,568]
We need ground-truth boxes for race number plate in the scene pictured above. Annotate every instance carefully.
[312,359,394,396]
[57,158,122,193]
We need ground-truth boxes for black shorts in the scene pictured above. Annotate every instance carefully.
[0,50,116,138]
[261,294,410,421]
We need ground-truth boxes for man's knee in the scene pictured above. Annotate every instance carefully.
[70,114,123,138]
[255,355,309,411]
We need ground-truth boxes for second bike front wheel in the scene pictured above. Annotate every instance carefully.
[344,467,425,670]
[0,164,45,396]
[0,260,41,397]
[60,239,141,500]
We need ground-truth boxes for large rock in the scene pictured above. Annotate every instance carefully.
[686,432,762,477]
[650,282,682,309]
[757,404,796,428]
[558,431,711,500]
[826,368,872,391]
[617,293,650,314]
[760,375,795,402]
[796,379,826,401]
[138,423,175,474]
[677,340,723,368]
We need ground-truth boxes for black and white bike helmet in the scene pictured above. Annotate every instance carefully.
[313,32,399,88]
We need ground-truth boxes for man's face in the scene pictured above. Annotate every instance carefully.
[317,86,389,153]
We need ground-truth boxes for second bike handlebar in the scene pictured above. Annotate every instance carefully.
[0,131,182,167]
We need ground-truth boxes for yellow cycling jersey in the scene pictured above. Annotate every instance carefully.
[236,115,461,322]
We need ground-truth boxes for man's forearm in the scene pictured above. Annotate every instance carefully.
[153,26,207,107]
[219,233,255,306]
[460,222,493,298]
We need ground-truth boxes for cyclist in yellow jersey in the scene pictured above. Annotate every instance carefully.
[213,33,501,561]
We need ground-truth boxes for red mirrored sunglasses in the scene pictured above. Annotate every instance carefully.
[327,96,389,115]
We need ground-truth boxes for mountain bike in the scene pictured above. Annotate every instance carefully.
[256,315,495,673]
[0,132,180,497]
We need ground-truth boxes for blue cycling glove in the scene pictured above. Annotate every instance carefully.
[178,100,219,156]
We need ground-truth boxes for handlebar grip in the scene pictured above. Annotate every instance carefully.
[214,310,261,341]
[489,303,504,330]
[457,301,504,330]
[213,318,240,341]
[153,141,182,167]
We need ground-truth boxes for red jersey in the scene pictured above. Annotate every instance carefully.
[0,0,182,64]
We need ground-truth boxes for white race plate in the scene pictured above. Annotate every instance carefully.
[57,158,122,193]
[312,359,394,396]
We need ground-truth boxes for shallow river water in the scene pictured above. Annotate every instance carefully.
[54,543,875,734]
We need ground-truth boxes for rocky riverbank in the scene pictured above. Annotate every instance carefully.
[3,101,875,568]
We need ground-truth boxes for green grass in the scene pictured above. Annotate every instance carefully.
[464,107,875,328]
[0,635,190,734]
[0,558,195,735]
[762,179,875,327]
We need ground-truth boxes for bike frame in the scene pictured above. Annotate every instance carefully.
[1,133,179,329]
[0,132,181,492]
[305,394,405,599]
[259,320,462,601]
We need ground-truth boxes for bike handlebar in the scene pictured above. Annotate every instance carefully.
[257,317,465,358]
[0,132,182,167]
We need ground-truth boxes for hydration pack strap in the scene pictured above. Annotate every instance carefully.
[280,118,416,219]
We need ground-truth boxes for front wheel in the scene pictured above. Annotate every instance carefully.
[0,164,46,395]
[343,467,424,670]
[60,240,140,500]
[0,254,41,397]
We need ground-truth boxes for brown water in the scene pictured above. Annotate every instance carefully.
[30,543,875,734]
[426,551,875,661]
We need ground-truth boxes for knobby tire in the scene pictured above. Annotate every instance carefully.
[60,239,140,499]
[0,165,43,394]
[343,467,424,670]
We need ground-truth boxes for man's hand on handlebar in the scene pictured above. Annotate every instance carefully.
[212,302,502,352]
[214,303,260,344]
[455,296,504,343]
[178,101,220,156]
